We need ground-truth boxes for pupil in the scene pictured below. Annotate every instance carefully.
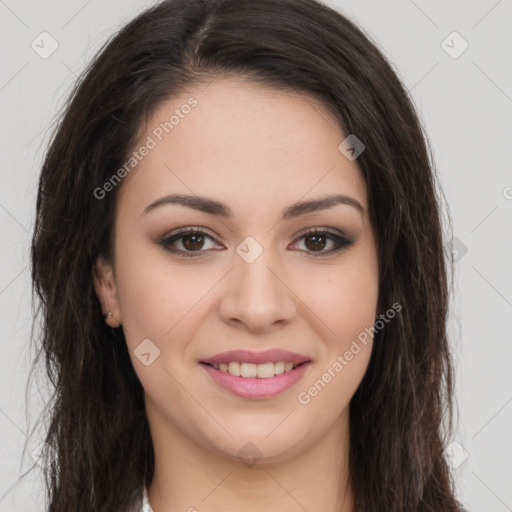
[306,234,325,251]
[183,233,204,250]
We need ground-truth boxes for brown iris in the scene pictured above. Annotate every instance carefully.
[182,233,205,251]
[304,233,327,252]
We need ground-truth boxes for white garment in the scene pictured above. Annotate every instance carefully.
[140,483,153,512]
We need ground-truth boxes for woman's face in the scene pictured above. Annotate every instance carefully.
[95,76,379,464]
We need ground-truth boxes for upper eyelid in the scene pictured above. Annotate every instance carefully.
[292,226,350,240]
[162,226,348,243]
[163,226,223,244]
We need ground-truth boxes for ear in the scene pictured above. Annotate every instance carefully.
[93,255,122,327]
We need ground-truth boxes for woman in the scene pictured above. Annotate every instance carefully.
[30,0,466,510]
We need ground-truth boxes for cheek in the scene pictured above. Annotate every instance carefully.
[295,259,377,416]
[114,235,203,344]
[297,256,379,344]
[292,246,378,407]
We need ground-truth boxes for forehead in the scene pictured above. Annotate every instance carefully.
[118,77,367,219]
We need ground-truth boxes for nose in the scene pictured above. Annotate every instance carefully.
[218,246,297,334]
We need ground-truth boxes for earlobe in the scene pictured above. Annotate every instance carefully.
[93,255,122,327]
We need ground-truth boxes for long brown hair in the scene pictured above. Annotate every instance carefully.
[28,0,464,510]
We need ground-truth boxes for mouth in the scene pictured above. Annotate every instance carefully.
[199,360,312,399]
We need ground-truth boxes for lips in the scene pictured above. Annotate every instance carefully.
[200,349,312,366]
[200,359,312,399]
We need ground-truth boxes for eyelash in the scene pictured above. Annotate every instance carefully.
[158,226,354,258]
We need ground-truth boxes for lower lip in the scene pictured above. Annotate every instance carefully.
[200,362,312,399]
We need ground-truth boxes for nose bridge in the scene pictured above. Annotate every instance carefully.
[219,235,296,330]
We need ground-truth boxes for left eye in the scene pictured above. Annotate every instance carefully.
[290,229,353,256]
[159,228,353,258]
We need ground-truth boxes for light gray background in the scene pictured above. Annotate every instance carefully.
[1,0,511,510]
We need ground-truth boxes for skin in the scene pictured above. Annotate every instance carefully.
[94,76,379,512]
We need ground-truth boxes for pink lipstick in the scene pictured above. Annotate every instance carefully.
[200,349,312,399]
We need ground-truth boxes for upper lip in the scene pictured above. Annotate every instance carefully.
[200,349,311,366]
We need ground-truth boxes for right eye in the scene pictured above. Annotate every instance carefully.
[159,227,225,257]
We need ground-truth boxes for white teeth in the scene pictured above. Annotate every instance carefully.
[256,362,275,378]
[211,361,304,379]
[241,363,258,378]
[274,362,285,375]
[228,361,240,376]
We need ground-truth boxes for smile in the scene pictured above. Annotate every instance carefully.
[200,361,312,399]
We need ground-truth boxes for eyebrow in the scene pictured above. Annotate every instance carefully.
[142,193,365,219]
